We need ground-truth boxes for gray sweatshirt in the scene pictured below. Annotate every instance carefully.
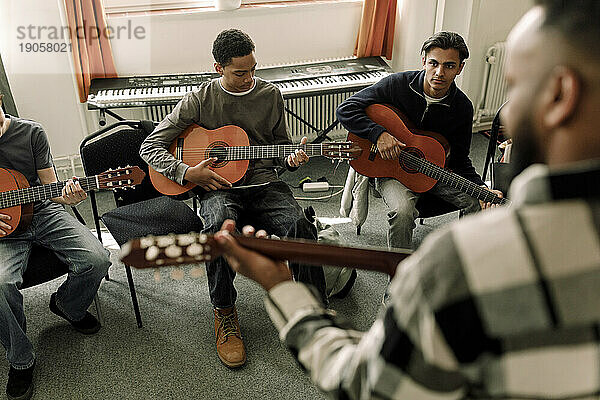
[140,77,292,186]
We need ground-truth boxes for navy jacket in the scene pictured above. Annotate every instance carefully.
[336,70,484,186]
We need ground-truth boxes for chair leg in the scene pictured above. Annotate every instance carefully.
[356,226,361,235]
[93,293,104,326]
[124,265,143,328]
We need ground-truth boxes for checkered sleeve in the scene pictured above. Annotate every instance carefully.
[265,227,479,399]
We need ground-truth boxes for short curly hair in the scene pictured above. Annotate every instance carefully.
[212,29,255,66]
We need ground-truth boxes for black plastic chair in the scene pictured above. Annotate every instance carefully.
[79,120,161,327]
[79,120,202,328]
[22,208,103,323]
[482,102,513,194]
[482,102,507,183]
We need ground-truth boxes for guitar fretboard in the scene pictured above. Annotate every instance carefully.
[225,144,327,161]
[0,177,98,209]
[400,152,508,205]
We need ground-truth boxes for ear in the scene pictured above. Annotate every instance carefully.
[457,61,465,76]
[214,62,224,75]
[541,66,581,129]
[421,55,426,68]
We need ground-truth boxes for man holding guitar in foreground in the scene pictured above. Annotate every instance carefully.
[140,29,327,368]
[0,94,111,400]
[213,0,600,397]
[337,32,502,251]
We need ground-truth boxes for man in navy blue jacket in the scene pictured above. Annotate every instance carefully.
[337,31,501,250]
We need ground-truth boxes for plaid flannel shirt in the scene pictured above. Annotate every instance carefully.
[265,161,600,399]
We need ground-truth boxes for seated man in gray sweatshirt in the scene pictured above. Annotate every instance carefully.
[140,29,326,369]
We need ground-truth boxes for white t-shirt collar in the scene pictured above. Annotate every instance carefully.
[218,78,256,96]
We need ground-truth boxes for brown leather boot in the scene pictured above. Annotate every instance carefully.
[214,307,246,368]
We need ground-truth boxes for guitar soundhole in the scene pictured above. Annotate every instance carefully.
[206,141,229,168]
[399,147,424,174]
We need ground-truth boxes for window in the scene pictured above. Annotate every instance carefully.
[104,0,303,13]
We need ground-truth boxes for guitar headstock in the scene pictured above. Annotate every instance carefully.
[120,233,219,269]
[97,166,146,190]
[322,142,362,161]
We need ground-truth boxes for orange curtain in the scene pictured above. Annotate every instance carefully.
[64,0,117,103]
[354,0,397,60]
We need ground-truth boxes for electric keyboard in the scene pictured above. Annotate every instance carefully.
[87,56,393,109]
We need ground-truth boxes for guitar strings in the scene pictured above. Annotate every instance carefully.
[390,150,505,204]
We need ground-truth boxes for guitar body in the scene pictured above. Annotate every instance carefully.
[0,168,33,238]
[148,124,250,196]
[349,104,449,193]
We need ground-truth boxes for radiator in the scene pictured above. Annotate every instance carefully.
[143,91,353,143]
[474,42,508,127]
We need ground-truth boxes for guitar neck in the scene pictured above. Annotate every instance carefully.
[0,176,98,209]
[121,233,411,277]
[400,152,508,205]
[226,144,326,161]
[234,235,407,276]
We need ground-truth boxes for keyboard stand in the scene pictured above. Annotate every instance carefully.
[98,109,126,126]
[312,120,340,144]
[283,104,341,144]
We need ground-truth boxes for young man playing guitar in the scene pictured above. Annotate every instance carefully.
[337,32,502,250]
[0,94,111,400]
[140,29,327,368]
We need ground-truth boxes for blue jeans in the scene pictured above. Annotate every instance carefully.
[198,181,327,307]
[375,178,481,249]
[0,201,111,369]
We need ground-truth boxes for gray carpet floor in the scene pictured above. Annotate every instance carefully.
[2,133,495,399]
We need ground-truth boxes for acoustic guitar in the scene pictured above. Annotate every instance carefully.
[348,104,508,205]
[0,166,145,238]
[120,232,411,277]
[148,124,362,196]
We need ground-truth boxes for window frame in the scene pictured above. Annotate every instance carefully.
[103,0,305,13]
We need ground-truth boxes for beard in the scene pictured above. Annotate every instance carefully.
[507,110,544,180]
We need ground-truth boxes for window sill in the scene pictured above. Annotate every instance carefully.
[106,0,362,18]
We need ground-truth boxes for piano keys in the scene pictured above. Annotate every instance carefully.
[87,56,393,109]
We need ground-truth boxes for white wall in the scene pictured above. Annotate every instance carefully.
[397,0,533,108]
[1,0,533,158]
[393,0,437,71]
[109,1,363,75]
[0,0,85,157]
[460,0,534,108]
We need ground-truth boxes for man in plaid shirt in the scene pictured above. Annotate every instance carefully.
[214,0,600,398]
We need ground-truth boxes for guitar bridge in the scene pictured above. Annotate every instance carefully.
[176,138,185,161]
[368,143,377,161]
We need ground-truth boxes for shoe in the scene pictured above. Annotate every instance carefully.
[49,293,101,335]
[214,307,246,368]
[331,269,357,299]
[6,361,34,400]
